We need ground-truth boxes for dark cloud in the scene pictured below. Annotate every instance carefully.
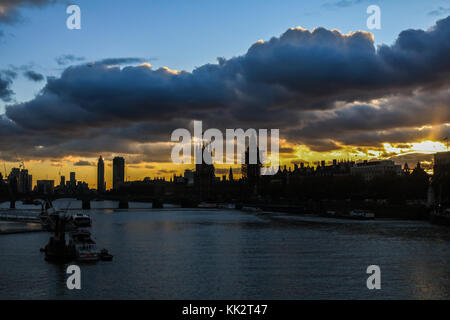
[0,70,16,101]
[23,70,44,81]
[94,57,153,66]
[2,16,450,161]
[0,78,13,101]
[285,89,450,149]
[1,69,17,79]
[279,147,297,155]
[55,54,86,66]
[0,0,58,24]
[55,55,150,68]
[73,160,94,166]
[156,169,177,175]
[127,165,142,169]
[128,144,174,164]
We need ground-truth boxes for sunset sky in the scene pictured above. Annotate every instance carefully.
[0,0,449,189]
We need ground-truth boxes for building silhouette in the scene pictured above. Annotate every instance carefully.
[113,157,125,190]
[434,151,450,174]
[36,180,54,194]
[433,151,450,202]
[350,160,402,181]
[242,134,263,194]
[97,156,105,193]
[8,168,32,194]
[194,143,215,199]
[184,169,194,185]
[70,172,76,188]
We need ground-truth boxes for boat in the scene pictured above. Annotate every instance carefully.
[70,213,92,227]
[344,210,375,220]
[320,210,338,217]
[319,209,374,220]
[217,203,236,209]
[430,205,450,226]
[69,229,100,262]
[100,249,113,261]
[43,214,76,263]
[198,202,217,208]
[42,208,111,264]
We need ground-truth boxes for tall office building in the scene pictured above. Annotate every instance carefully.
[8,168,32,194]
[113,157,125,190]
[60,175,65,188]
[19,169,32,193]
[97,156,105,192]
[70,172,76,188]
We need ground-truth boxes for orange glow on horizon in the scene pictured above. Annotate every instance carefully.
[3,139,447,190]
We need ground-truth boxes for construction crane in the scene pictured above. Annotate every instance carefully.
[15,153,25,170]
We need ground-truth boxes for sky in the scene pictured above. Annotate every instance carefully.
[0,0,449,188]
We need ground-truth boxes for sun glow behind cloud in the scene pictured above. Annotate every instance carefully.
[383,141,447,155]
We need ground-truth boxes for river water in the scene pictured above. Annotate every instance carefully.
[0,199,449,299]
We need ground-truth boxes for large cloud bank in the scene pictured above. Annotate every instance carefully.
[1,16,450,162]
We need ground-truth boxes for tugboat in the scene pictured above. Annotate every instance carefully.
[43,214,76,263]
[70,213,92,227]
[42,207,112,263]
[69,229,100,262]
[100,249,113,261]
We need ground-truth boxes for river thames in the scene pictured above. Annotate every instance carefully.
[0,200,449,299]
